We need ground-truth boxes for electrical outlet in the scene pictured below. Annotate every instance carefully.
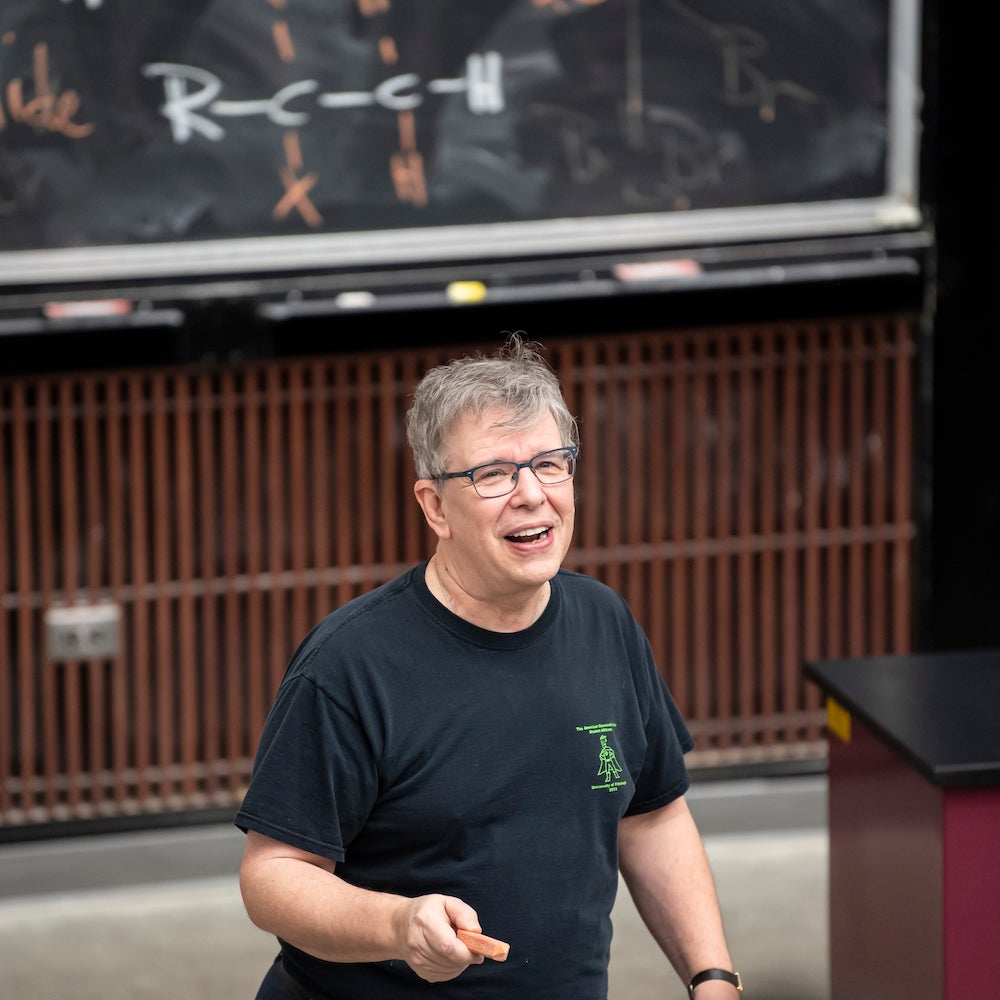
[44,603,122,660]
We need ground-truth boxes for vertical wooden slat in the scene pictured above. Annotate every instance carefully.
[57,380,83,810]
[128,373,153,805]
[802,329,825,741]
[151,373,176,805]
[196,371,221,801]
[780,329,802,743]
[713,332,734,748]
[603,341,623,596]
[82,377,106,812]
[869,322,889,654]
[399,353,426,566]
[691,334,712,731]
[578,339,601,581]
[758,330,778,742]
[265,365,288,697]
[669,334,689,715]
[847,323,868,656]
[82,377,104,590]
[12,384,37,817]
[625,337,646,629]
[736,329,757,746]
[288,364,311,643]
[356,361,377,582]
[892,317,914,651]
[825,326,845,659]
[243,368,267,745]
[645,335,668,686]
[220,369,245,792]
[378,356,399,572]
[173,376,198,800]
[36,381,60,813]
[335,360,354,607]
[310,360,333,621]
[105,375,129,807]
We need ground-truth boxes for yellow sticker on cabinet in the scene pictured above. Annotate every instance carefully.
[826,697,852,743]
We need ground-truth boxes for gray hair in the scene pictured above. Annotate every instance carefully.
[405,333,579,480]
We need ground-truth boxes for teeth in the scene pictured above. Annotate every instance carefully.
[508,527,548,539]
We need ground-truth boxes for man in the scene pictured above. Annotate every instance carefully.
[236,334,742,999]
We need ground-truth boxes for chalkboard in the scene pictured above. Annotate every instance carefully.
[0,0,921,287]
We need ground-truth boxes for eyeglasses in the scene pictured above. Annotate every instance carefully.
[437,446,578,499]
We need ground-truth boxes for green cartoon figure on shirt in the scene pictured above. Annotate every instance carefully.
[597,734,623,782]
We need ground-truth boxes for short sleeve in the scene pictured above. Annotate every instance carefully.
[624,633,694,816]
[234,674,379,861]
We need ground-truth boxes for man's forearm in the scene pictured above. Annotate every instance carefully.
[618,797,739,994]
[239,830,484,983]
[241,851,407,963]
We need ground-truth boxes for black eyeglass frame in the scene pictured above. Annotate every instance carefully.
[436,445,578,498]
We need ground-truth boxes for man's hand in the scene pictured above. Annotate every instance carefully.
[393,893,486,982]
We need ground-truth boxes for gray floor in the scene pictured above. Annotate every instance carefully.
[0,775,829,999]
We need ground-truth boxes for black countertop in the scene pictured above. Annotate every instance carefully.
[804,648,1000,786]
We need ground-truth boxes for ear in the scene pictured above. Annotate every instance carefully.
[413,479,452,539]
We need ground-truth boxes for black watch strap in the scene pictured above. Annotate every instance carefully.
[688,968,743,995]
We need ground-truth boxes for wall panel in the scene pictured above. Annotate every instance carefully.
[0,317,917,828]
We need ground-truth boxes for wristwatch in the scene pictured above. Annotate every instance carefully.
[688,968,743,996]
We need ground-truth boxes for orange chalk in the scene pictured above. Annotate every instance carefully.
[456,929,510,962]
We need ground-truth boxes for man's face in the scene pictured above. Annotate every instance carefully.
[428,408,576,603]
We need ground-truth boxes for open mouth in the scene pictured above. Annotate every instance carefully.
[505,527,551,544]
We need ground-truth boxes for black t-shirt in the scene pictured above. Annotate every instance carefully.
[236,563,693,999]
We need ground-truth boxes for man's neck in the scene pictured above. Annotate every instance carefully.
[424,556,550,633]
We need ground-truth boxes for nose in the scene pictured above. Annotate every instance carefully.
[509,465,546,504]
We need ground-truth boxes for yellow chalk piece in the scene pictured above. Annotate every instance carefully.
[826,697,852,743]
[446,281,487,304]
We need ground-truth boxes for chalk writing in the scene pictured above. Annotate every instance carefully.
[391,110,427,206]
[212,78,317,127]
[271,129,322,225]
[0,42,94,138]
[530,106,611,185]
[666,0,818,122]
[259,2,319,225]
[529,100,719,210]
[429,52,504,114]
[142,63,225,142]
[362,0,428,209]
[271,20,296,62]
[0,0,898,262]
[379,37,399,65]
[620,106,721,208]
[144,56,505,144]
[274,164,322,225]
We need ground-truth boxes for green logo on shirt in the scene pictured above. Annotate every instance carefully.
[576,722,628,792]
[597,734,623,783]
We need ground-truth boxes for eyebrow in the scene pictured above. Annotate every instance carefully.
[471,448,562,466]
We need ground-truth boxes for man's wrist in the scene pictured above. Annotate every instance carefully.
[687,967,743,996]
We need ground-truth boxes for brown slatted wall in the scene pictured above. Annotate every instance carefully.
[552,318,916,765]
[0,317,917,828]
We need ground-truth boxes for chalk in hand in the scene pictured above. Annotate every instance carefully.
[456,928,510,962]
